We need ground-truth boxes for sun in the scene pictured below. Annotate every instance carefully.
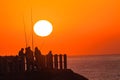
[33,20,53,37]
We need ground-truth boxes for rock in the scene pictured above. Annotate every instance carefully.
[0,69,88,80]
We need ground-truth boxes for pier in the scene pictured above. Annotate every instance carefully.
[0,47,67,73]
[0,47,88,80]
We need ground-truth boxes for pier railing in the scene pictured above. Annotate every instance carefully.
[0,52,67,73]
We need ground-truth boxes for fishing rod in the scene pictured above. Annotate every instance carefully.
[23,15,28,48]
[31,7,34,51]
[23,0,34,50]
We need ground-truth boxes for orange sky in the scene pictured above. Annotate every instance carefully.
[0,0,120,56]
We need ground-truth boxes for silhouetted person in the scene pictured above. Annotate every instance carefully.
[19,48,24,57]
[25,47,34,71]
[34,47,41,70]
[18,48,25,72]
[46,51,53,69]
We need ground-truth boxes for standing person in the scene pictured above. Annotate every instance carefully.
[34,47,41,70]
[25,47,34,71]
[19,48,24,57]
[18,48,25,72]
[46,51,53,69]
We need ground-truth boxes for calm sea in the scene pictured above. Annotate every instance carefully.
[68,55,120,80]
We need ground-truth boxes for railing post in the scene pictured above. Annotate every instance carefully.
[59,54,62,69]
[54,54,58,69]
[63,54,67,69]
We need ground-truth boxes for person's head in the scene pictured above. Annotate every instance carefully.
[35,47,38,50]
[21,48,24,51]
[28,46,30,49]
[48,51,52,55]
[25,47,27,50]
[27,46,31,51]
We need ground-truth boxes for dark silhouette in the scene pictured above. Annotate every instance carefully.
[64,54,67,69]
[46,51,53,69]
[18,48,24,56]
[59,54,63,69]
[34,47,42,70]
[18,48,25,72]
[25,47,34,71]
[0,47,88,80]
[54,54,58,69]
[0,47,69,72]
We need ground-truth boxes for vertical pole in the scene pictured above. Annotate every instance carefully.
[54,54,58,69]
[63,54,67,69]
[59,54,62,69]
[31,8,34,51]
[23,16,27,47]
[49,54,53,69]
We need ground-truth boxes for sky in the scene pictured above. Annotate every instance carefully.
[0,0,120,56]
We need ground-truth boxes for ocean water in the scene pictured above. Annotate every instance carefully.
[67,55,120,80]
